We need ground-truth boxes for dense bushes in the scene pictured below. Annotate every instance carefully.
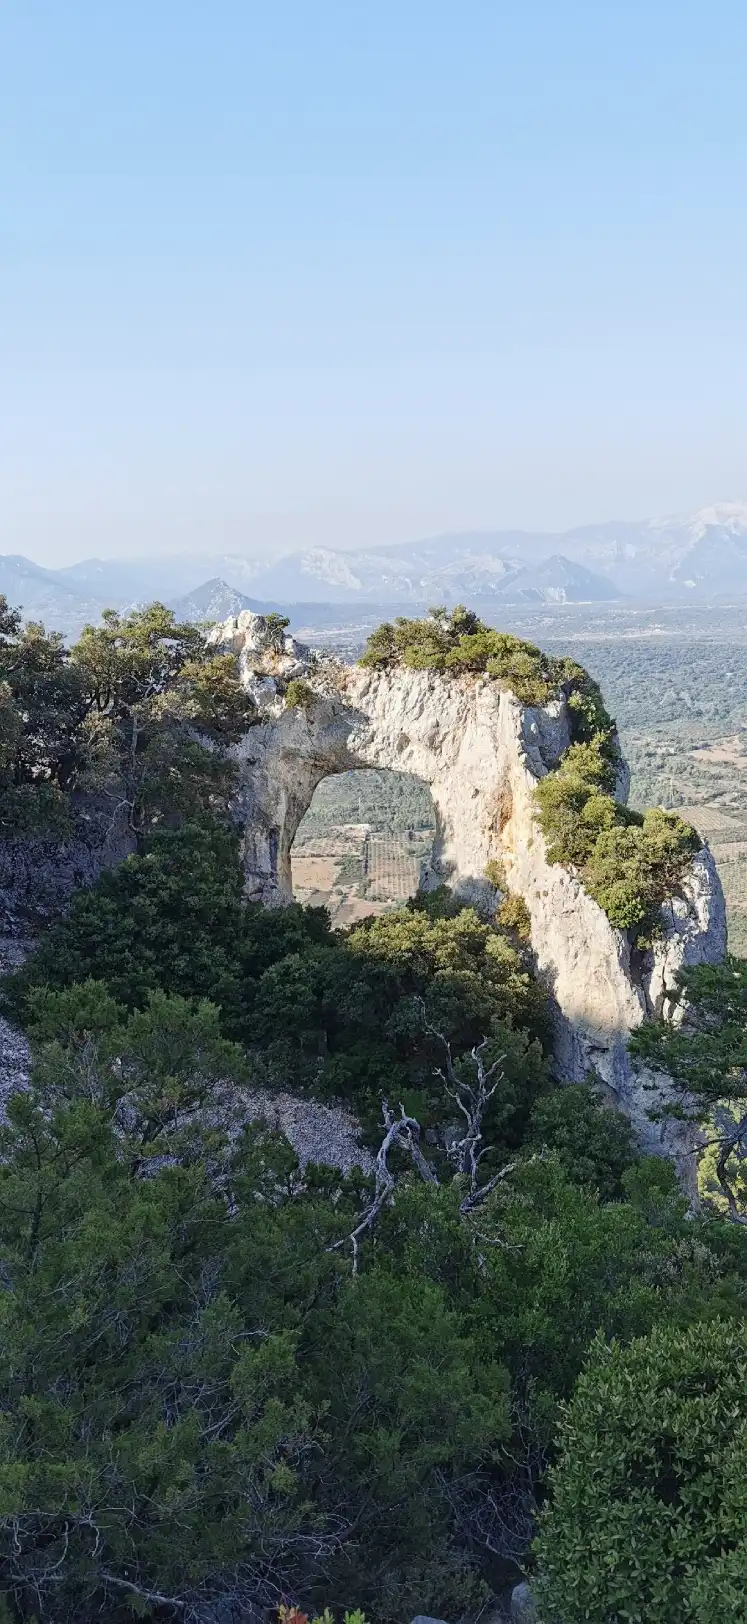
[631,957,747,1220]
[0,991,511,1622]
[525,1083,638,1201]
[3,822,549,1145]
[359,605,611,718]
[284,677,315,709]
[535,1320,747,1624]
[2,974,745,1622]
[1,821,329,1028]
[3,598,747,1621]
[535,735,700,938]
[2,817,747,1618]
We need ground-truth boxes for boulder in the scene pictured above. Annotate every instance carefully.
[511,1581,540,1622]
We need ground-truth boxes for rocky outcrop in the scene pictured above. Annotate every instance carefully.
[0,939,35,1104]
[0,819,134,935]
[210,612,728,1178]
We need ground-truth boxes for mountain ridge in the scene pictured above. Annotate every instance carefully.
[3,502,747,635]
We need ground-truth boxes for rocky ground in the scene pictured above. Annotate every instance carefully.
[241,1086,374,1174]
[0,938,33,1104]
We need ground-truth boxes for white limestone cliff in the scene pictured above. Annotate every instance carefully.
[210,612,727,1180]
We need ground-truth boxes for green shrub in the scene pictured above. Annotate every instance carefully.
[535,1319,747,1624]
[279,1611,369,1624]
[497,891,532,942]
[534,739,619,867]
[535,736,700,941]
[4,820,551,1145]
[285,677,316,710]
[526,1083,638,1201]
[1,822,332,1032]
[561,663,616,743]
[0,1006,509,1623]
[582,808,699,933]
[408,883,465,920]
[631,956,747,1221]
[264,611,291,648]
[0,594,256,847]
[359,607,613,714]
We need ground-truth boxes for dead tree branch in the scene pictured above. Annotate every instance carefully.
[416,998,506,1192]
[102,1573,186,1611]
[329,1100,437,1272]
[330,1012,542,1271]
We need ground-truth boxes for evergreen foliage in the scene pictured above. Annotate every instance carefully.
[359,606,611,716]
[0,596,255,842]
[0,599,88,834]
[535,736,700,939]
[526,1083,638,1201]
[284,677,316,709]
[536,1319,747,1624]
[3,826,549,1145]
[1,988,744,1622]
[631,957,747,1219]
[497,891,532,942]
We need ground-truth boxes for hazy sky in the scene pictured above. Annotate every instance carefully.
[3,1,747,566]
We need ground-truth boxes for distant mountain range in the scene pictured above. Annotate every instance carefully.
[3,502,747,638]
[245,502,747,605]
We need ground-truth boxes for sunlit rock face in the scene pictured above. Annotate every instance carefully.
[210,611,727,1182]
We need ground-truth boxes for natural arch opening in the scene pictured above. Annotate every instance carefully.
[291,769,437,927]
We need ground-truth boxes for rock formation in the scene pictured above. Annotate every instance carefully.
[0,824,134,936]
[210,611,728,1178]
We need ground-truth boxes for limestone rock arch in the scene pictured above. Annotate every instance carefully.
[234,662,570,912]
[213,613,727,1176]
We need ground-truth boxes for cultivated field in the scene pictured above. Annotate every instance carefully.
[291,808,434,925]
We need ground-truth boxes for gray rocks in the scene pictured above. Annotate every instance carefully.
[242,1086,373,1175]
[0,1016,31,1106]
[644,846,726,1021]
[0,826,134,934]
[511,1582,540,1622]
[0,938,32,1108]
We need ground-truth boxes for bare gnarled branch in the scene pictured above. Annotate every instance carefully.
[328,1100,437,1272]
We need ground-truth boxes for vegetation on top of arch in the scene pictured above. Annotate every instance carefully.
[359,604,613,724]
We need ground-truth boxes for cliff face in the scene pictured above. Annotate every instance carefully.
[212,612,728,1178]
[0,824,134,935]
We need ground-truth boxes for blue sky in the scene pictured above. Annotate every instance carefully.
[2,1,747,564]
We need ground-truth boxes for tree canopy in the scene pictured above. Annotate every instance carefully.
[536,1319,747,1624]
[2,979,744,1623]
[0,596,255,846]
